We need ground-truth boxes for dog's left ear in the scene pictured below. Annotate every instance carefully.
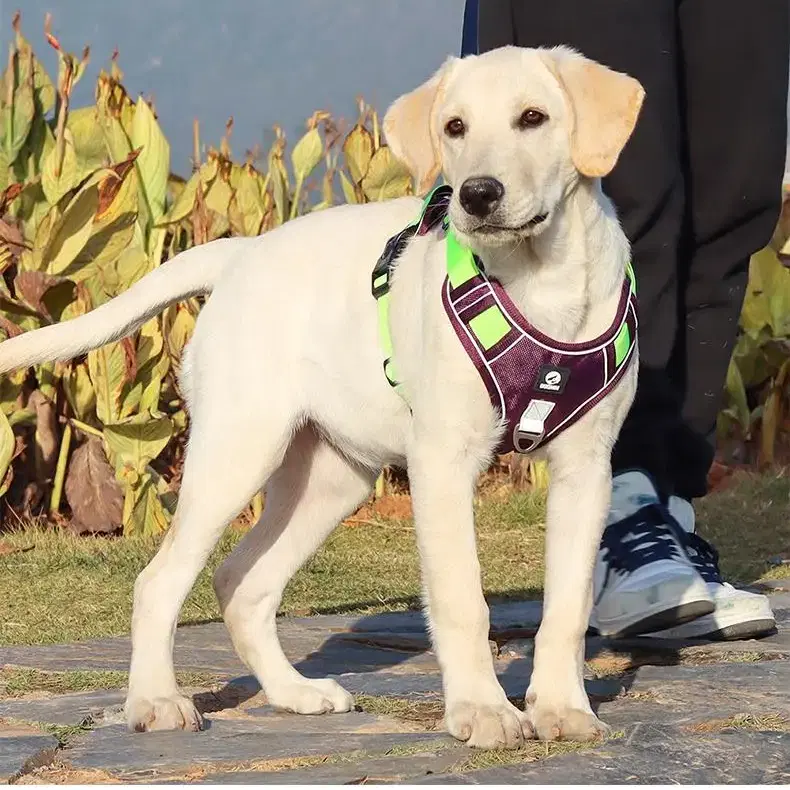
[383,57,457,196]
[543,47,645,178]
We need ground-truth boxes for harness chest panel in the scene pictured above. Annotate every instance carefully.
[372,185,638,455]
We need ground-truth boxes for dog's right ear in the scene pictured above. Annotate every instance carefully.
[383,57,456,196]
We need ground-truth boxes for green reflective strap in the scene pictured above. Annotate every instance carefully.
[446,229,479,288]
[377,290,394,358]
[469,305,510,350]
[626,260,637,294]
[613,322,631,367]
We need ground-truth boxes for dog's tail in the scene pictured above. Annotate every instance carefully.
[0,236,255,374]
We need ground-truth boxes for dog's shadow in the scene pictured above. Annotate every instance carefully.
[190,603,710,718]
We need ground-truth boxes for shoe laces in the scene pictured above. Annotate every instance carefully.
[600,503,686,576]
[682,532,723,584]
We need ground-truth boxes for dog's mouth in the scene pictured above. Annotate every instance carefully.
[472,213,549,238]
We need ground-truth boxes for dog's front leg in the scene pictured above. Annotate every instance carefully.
[526,435,612,741]
[409,440,530,749]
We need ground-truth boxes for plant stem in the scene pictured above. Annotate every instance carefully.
[289,175,303,220]
[49,422,71,514]
[69,417,102,438]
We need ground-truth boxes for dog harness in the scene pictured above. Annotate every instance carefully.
[372,185,638,454]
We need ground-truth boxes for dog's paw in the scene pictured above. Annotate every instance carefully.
[445,699,533,749]
[125,694,203,733]
[525,702,609,742]
[266,678,353,715]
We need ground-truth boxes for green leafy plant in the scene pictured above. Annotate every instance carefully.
[0,15,413,535]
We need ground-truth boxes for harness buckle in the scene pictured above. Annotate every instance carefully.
[513,399,555,453]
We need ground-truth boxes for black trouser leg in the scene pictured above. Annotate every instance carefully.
[478,0,687,497]
[476,0,789,499]
[669,0,789,499]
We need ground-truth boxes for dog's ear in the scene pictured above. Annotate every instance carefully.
[383,57,456,196]
[543,47,645,178]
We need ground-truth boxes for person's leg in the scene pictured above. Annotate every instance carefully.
[643,0,789,640]
[477,0,718,637]
[672,0,789,500]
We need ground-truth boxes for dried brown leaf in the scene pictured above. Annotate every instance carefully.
[64,438,123,534]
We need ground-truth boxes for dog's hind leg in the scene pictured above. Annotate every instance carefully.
[124,387,296,733]
[214,425,377,714]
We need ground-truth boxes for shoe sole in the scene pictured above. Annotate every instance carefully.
[702,619,778,641]
[644,608,777,641]
[598,599,716,639]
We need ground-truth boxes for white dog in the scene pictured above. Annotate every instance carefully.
[0,45,644,748]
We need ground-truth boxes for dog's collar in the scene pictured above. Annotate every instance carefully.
[371,185,638,452]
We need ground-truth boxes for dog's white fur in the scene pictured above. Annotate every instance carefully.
[0,46,644,747]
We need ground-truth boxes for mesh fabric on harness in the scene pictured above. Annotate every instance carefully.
[371,185,638,454]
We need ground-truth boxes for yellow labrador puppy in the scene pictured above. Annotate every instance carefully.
[0,45,643,748]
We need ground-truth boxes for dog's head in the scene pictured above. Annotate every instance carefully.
[383,46,644,248]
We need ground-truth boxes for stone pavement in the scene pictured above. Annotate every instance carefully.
[1,588,790,784]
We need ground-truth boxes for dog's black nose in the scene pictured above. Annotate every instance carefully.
[459,177,505,218]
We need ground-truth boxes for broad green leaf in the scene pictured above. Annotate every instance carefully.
[291,127,323,182]
[0,408,13,498]
[31,53,55,116]
[343,124,373,184]
[13,113,55,183]
[161,169,200,225]
[122,469,173,536]
[67,106,108,179]
[103,413,173,475]
[0,71,35,164]
[67,153,141,279]
[228,166,265,236]
[131,98,170,225]
[121,319,164,418]
[164,304,196,364]
[42,181,100,276]
[339,170,358,204]
[98,112,133,165]
[0,149,9,194]
[0,367,25,416]
[42,130,80,205]
[752,248,790,337]
[88,340,129,425]
[269,156,288,225]
[205,174,233,217]
[725,358,750,434]
[63,361,96,422]
[361,146,412,201]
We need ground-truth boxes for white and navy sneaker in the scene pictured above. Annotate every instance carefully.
[644,496,776,641]
[590,471,714,638]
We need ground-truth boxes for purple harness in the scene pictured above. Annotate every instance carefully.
[373,185,638,454]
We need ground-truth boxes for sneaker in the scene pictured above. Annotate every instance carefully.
[590,470,715,638]
[644,496,777,641]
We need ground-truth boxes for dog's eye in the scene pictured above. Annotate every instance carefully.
[444,117,466,138]
[517,108,547,129]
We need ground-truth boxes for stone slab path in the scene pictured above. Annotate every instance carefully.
[1,591,790,784]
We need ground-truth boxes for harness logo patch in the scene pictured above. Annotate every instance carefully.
[535,365,570,394]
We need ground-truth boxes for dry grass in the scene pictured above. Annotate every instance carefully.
[687,713,790,733]
[0,667,218,698]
